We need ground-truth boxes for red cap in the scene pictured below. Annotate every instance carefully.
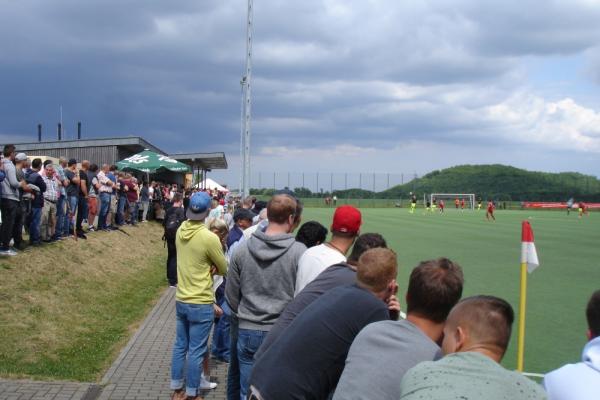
[332,205,362,234]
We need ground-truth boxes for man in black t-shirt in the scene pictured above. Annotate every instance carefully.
[75,160,89,239]
[249,248,400,400]
[163,193,185,287]
[64,159,80,236]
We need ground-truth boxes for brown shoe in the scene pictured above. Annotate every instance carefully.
[170,389,186,400]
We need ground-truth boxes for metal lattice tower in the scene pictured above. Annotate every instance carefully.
[240,0,254,198]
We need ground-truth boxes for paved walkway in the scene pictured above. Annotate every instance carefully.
[0,380,97,400]
[0,288,228,400]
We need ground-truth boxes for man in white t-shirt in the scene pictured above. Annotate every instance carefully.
[294,205,362,295]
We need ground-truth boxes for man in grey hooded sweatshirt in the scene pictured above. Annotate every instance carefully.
[225,193,306,399]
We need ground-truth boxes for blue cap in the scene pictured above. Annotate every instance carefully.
[186,191,211,221]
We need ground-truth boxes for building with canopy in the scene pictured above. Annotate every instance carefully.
[12,136,227,186]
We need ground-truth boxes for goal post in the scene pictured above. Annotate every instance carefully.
[430,193,476,210]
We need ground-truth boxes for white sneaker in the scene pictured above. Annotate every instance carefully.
[200,375,217,390]
[0,249,17,256]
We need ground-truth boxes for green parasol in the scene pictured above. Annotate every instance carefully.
[116,150,190,173]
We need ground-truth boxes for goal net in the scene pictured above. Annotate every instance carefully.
[429,193,476,210]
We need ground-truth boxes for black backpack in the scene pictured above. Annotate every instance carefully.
[164,207,185,241]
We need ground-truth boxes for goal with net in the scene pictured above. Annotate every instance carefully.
[428,193,476,210]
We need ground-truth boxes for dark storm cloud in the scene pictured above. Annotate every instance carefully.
[1,0,599,158]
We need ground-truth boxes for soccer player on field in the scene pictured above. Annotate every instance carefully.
[431,198,437,212]
[426,200,431,212]
[460,198,465,210]
[477,197,482,210]
[455,197,459,209]
[566,198,574,215]
[579,202,587,218]
[410,195,417,214]
[486,200,496,221]
[439,199,445,213]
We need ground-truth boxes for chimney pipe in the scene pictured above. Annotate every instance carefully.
[77,121,81,140]
[58,123,62,141]
[37,124,42,142]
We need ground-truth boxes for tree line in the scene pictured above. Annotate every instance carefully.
[250,164,600,202]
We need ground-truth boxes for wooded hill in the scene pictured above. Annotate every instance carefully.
[338,164,600,201]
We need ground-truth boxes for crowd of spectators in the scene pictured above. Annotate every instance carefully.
[167,189,598,400]
[0,143,219,256]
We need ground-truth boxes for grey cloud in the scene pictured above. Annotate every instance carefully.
[0,0,599,171]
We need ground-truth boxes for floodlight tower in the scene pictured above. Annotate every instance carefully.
[240,0,254,198]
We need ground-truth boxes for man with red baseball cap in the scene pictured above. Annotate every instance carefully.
[294,205,362,295]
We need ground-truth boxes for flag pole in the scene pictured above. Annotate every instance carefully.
[518,220,539,372]
[517,261,527,371]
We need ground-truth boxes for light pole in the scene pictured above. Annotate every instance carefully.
[240,0,254,198]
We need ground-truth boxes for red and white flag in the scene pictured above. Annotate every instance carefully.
[521,221,540,273]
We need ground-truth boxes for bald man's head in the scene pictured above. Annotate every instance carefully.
[442,295,514,361]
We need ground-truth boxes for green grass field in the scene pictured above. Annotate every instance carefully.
[300,207,599,374]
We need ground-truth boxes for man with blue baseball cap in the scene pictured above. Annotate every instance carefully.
[170,191,228,400]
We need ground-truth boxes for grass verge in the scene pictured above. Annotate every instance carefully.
[0,222,167,381]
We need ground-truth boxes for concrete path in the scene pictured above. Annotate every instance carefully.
[0,288,228,400]
[0,379,97,400]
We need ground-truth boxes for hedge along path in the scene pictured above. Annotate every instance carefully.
[0,222,167,381]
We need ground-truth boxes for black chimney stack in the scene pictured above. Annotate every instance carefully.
[77,121,81,140]
[58,123,62,141]
[37,124,42,142]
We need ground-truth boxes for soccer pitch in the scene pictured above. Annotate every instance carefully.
[300,207,599,374]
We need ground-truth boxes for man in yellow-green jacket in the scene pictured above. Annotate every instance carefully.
[170,191,227,400]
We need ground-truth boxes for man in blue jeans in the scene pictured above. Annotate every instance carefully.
[225,193,306,398]
[53,157,69,240]
[170,192,227,400]
[25,158,47,245]
[64,159,80,235]
[96,164,114,230]
[116,172,127,225]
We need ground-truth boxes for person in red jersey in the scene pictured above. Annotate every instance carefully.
[439,199,445,213]
[486,200,496,221]
[454,198,459,209]
[460,198,465,210]
[579,202,587,218]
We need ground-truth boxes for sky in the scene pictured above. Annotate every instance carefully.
[1,0,600,189]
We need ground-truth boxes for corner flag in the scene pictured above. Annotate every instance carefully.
[521,221,540,273]
[517,220,540,372]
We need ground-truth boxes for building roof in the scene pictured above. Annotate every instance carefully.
[12,136,228,171]
[13,136,166,155]
[170,152,228,170]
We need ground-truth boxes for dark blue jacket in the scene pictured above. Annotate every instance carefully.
[226,224,244,248]
[26,170,47,208]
